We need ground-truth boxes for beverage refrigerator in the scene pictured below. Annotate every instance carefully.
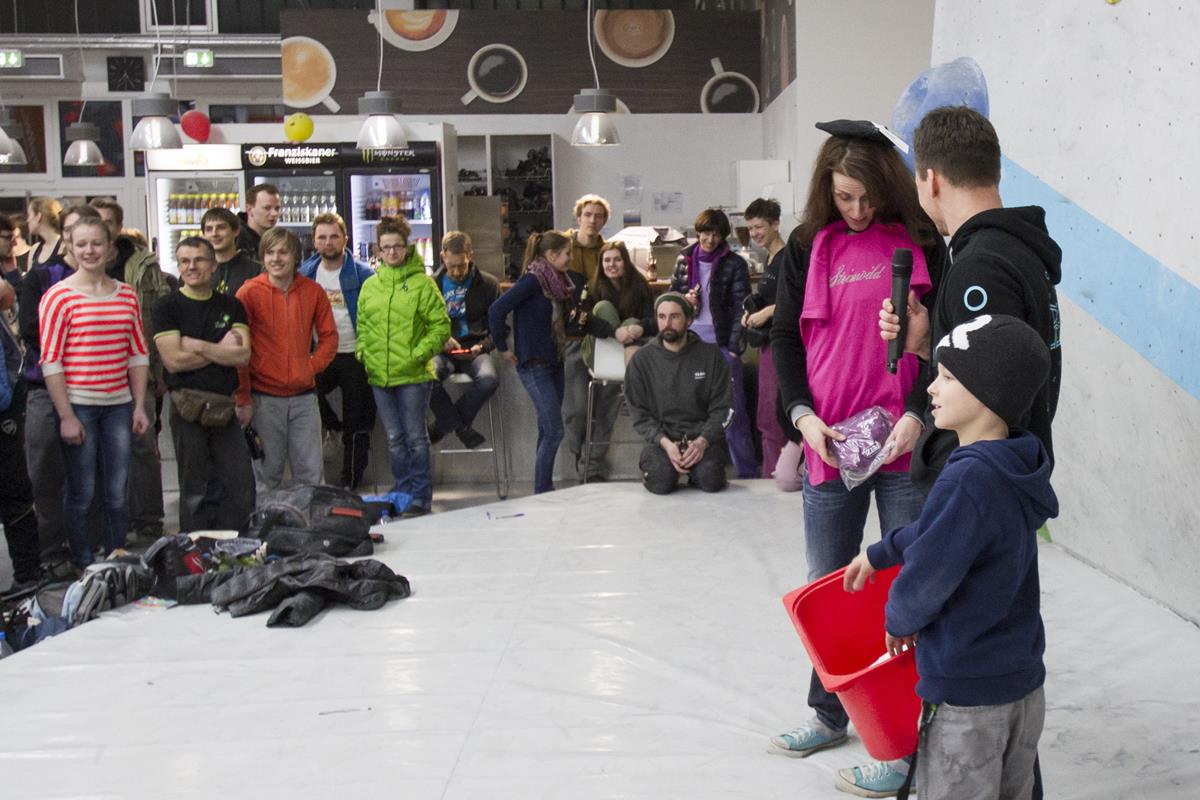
[242,143,346,262]
[343,142,442,272]
[145,145,246,277]
[241,142,442,271]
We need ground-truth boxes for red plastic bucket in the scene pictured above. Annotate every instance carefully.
[782,565,921,760]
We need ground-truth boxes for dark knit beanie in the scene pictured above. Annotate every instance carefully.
[935,314,1050,427]
[655,291,695,319]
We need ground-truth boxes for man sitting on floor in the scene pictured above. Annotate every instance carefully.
[624,292,732,494]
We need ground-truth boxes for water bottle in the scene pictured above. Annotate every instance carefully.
[0,631,13,659]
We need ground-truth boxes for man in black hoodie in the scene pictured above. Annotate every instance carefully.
[877,106,1059,800]
[883,106,1062,491]
[625,293,732,494]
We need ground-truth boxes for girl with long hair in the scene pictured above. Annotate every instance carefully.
[767,121,945,797]
[487,230,573,493]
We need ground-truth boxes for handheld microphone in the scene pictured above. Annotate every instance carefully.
[887,248,913,374]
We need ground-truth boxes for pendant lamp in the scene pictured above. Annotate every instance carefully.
[0,109,26,165]
[356,1,407,150]
[130,93,182,150]
[570,0,621,147]
[571,89,620,146]
[357,90,407,149]
[64,122,104,167]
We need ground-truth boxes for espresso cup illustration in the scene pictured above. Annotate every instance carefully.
[594,10,674,68]
[281,36,341,112]
[700,58,760,114]
[367,7,459,52]
[461,44,528,105]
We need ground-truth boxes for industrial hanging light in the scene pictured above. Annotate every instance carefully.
[64,121,104,167]
[571,88,620,146]
[0,107,27,166]
[129,92,182,151]
[570,0,621,147]
[357,90,407,149]
[62,1,104,167]
[356,1,407,150]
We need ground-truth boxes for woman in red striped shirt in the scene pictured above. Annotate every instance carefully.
[38,219,151,569]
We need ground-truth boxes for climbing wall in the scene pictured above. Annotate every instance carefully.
[932,0,1200,621]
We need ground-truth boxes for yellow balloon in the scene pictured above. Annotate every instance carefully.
[284,113,314,143]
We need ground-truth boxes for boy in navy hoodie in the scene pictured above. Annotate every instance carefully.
[845,314,1058,800]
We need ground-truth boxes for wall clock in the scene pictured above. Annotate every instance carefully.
[107,56,145,92]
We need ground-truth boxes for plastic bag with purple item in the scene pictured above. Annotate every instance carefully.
[830,406,897,491]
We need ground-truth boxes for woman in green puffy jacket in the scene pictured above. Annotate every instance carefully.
[355,215,451,516]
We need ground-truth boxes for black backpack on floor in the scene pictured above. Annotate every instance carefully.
[244,484,375,558]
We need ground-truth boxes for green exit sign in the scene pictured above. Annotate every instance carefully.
[0,50,23,68]
[184,49,214,68]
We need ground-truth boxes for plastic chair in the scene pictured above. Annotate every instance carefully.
[582,337,629,485]
[436,372,509,499]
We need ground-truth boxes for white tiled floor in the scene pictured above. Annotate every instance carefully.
[1,481,1196,799]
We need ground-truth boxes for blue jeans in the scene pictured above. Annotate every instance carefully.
[372,382,434,508]
[517,362,564,494]
[60,402,133,567]
[430,353,499,433]
[803,469,926,731]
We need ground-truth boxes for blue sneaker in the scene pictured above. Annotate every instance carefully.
[834,760,914,797]
[767,721,848,757]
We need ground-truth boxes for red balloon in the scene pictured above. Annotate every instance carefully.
[180,110,211,143]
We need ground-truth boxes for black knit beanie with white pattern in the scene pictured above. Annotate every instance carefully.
[935,314,1050,427]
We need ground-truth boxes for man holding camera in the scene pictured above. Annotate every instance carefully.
[624,293,732,494]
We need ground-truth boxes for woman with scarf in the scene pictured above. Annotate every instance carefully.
[669,208,756,478]
[487,231,573,494]
[766,120,944,798]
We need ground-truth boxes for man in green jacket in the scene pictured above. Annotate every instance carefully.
[355,216,450,517]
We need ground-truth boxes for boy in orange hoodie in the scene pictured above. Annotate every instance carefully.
[236,228,337,501]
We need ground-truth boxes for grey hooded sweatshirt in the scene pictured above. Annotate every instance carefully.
[624,331,733,446]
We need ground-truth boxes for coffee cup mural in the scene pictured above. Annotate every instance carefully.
[594,10,674,68]
[701,58,760,114]
[281,36,341,112]
[367,6,459,52]
[461,44,528,105]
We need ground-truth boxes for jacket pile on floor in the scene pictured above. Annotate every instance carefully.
[168,553,411,627]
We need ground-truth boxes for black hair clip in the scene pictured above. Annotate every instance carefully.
[815,119,909,154]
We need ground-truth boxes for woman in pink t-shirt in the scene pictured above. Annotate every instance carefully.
[766,121,946,793]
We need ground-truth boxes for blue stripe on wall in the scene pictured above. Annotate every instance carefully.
[1001,156,1200,400]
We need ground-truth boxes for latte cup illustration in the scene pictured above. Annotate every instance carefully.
[367,7,459,52]
[594,10,674,68]
[700,58,760,114]
[281,36,341,112]
[461,44,528,105]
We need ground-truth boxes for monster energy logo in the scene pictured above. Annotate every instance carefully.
[362,147,416,163]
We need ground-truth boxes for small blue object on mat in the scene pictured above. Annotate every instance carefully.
[363,492,414,519]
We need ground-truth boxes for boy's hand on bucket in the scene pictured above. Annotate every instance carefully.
[844,553,877,592]
[886,632,917,657]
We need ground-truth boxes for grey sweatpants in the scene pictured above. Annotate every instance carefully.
[250,392,324,504]
[918,686,1045,800]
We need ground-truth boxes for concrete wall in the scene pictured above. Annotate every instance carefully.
[931,1,1200,623]
[762,0,936,226]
